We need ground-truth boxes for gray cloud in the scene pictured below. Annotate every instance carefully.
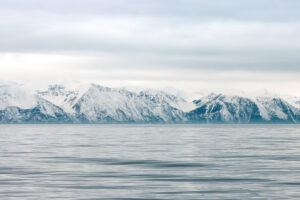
[0,0,300,94]
[1,0,300,21]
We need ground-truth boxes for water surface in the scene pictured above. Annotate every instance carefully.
[0,124,300,199]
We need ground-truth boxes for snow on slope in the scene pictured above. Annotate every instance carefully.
[72,84,186,122]
[74,84,143,122]
[36,83,190,123]
[188,93,300,123]
[0,82,71,123]
[255,97,287,120]
[37,84,86,114]
[1,81,300,123]
[280,95,300,109]
[188,93,262,123]
[138,89,196,112]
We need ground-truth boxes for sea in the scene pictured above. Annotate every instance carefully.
[0,124,300,199]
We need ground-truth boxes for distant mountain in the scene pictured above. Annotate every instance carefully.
[0,82,299,123]
[0,83,71,123]
[38,83,187,123]
[37,84,82,114]
[187,93,300,123]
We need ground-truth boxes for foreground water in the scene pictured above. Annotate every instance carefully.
[0,125,300,199]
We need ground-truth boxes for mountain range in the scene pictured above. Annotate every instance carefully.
[1,82,300,123]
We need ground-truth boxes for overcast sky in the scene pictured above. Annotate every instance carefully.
[1,0,300,96]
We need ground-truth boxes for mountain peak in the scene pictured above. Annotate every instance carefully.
[0,82,299,123]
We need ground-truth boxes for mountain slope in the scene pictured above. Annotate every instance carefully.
[37,84,83,114]
[187,93,300,123]
[1,82,300,123]
[255,97,299,123]
[187,94,263,123]
[72,84,187,123]
[0,83,72,123]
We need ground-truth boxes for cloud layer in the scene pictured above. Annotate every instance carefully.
[0,0,300,95]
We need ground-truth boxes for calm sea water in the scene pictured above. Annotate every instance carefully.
[0,124,300,199]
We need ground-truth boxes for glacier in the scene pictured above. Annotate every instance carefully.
[0,82,299,123]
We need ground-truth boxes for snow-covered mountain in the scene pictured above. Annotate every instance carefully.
[187,93,300,123]
[37,84,83,114]
[35,83,188,123]
[0,83,71,123]
[0,82,300,123]
[54,84,187,123]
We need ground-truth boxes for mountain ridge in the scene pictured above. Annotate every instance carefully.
[0,82,299,123]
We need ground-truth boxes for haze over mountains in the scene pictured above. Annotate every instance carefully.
[0,81,299,124]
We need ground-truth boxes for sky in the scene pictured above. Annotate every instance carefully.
[1,0,300,96]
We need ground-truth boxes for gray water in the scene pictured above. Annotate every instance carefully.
[0,125,300,199]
